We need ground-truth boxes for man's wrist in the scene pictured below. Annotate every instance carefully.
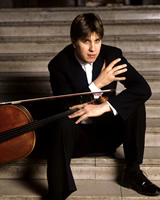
[89,82,102,92]
[93,80,102,89]
[101,102,111,113]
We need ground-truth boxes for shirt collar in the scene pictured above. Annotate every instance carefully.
[74,52,93,68]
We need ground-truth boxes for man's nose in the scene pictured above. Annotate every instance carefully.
[89,42,95,51]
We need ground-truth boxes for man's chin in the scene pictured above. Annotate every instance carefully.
[86,58,97,63]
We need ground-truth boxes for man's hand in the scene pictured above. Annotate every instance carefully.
[68,102,111,124]
[94,58,127,89]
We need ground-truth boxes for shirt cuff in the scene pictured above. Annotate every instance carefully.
[89,82,118,115]
[89,82,102,99]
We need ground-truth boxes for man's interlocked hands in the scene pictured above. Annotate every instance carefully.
[69,58,127,124]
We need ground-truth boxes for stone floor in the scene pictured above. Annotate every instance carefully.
[0,179,160,199]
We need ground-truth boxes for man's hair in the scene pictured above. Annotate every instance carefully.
[70,13,104,41]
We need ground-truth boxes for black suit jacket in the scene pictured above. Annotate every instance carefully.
[48,44,151,120]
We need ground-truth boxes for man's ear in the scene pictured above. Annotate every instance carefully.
[71,38,76,48]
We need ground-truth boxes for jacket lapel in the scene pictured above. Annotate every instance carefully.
[70,54,89,91]
[92,54,103,81]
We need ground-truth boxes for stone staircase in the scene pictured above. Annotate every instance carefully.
[0,5,160,199]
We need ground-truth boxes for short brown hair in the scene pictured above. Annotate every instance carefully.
[70,13,104,41]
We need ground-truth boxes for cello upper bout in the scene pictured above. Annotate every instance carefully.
[0,104,36,163]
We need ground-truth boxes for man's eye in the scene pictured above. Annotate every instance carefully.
[95,39,101,43]
[82,40,89,43]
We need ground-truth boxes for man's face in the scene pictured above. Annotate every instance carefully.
[72,32,102,63]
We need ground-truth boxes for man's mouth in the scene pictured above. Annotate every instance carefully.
[88,54,96,58]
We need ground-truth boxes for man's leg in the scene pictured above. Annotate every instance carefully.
[120,103,160,196]
[91,112,123,154]
[123,103,146,172]
[47,117,94,200]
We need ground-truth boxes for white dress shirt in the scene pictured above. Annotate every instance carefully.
[75,54,117,116]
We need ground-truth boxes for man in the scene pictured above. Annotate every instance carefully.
[47,13,160,199]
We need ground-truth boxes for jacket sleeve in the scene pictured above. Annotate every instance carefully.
[108,48,152,120]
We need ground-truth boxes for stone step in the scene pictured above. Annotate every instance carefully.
[146,98,160,119]
[0,147,160,180]
[1,70,160,81]
[0,71,160,104]
[0,52,159,73]
[146,117,160,147]
[72,147,160,181]
[0,36,159,54]
[0,22,160,38]
[1,34,160,42]
[0,6,160,23]
[70,180,160,200]
[0,54,51,73]
[0,179,159,200]
[124,52,160,72]
[0,71,160,90]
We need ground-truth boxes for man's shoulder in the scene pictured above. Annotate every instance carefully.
[58,44,74,56]
[48,44,74,67]
[101,44,121,53]
[100,44,122,60]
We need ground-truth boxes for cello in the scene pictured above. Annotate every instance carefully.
[0,89,114,164]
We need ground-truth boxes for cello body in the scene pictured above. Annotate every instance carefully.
[0,105,36,163]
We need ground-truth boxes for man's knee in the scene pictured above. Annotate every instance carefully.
[55,117,82,140]
[56,117,77,131]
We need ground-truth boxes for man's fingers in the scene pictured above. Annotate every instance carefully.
[69,109,84,118]
[114,64,127,71]
[114,64,127,76]
[108,58,121,69]
[115,76,126,81]
[75,115,88,124]
[101,60,106,70]
[69,103,86,109]
[68,108,88,124]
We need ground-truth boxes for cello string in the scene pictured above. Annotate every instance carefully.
[0,110,73,142]
[0,118,56,142]
[0,109,77,143]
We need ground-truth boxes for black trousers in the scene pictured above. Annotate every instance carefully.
[47,104,146,200]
